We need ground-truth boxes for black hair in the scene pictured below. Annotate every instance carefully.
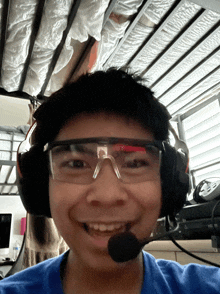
[33,68,170,145]
[18,69,188,219]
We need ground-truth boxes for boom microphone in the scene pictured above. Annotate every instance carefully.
[108,220,179,263]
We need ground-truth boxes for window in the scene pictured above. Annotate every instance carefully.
[171,94,220,188]
[0,128,26,195]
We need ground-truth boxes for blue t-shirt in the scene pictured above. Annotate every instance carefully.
[0,252,64,293]
[0,251,220,293]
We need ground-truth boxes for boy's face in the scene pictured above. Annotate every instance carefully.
[49,113,162,270]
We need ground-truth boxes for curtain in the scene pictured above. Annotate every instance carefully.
[22,213,68,269]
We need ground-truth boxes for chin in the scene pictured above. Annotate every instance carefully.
[75,247,138,273]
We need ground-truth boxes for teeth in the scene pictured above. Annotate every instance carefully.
[87,223,125,232]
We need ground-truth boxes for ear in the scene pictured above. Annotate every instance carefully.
[17,145,51,217]
[160,142,189,218]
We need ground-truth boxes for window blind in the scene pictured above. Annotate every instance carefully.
[181,98,220,186]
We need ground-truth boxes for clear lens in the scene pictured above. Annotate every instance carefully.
[49,143,97,184]
[49,141,161,184]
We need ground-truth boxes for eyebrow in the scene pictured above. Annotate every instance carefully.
[112,144,146,152]
[70,144,97,156]
[53,144,95,155]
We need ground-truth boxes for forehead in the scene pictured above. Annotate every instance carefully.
[56,113,154,141]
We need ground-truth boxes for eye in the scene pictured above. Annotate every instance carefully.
[123,159,149,168]
[64,160,88,169]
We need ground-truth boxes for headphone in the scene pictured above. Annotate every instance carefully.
[17,122,190,218]
[193,178,220,203]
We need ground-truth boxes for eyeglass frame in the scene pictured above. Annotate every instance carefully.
[44,137,165,184]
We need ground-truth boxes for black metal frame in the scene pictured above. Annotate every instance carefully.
[103,0,220,117]
[0,0,219,109]
[0,0,119,102]
[0,128,25,195]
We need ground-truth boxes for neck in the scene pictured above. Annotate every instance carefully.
[62,251,144,294]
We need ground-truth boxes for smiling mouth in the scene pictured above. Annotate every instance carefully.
[83,222,131,236]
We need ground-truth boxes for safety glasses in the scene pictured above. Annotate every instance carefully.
[44,137,164,184]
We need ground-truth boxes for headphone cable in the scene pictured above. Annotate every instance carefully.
[167,206,220,268]
[169,235,220,268]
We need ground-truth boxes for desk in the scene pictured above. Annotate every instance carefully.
[154,202,220,241]
[146,201,220,266]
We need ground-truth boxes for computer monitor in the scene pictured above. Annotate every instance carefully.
[0,213,12,256]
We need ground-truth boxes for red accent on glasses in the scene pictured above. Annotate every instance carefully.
[113,144,146,152]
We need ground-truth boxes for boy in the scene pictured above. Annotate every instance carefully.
[0,69,219,293]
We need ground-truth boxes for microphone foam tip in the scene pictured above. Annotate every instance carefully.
[108,232,142,263]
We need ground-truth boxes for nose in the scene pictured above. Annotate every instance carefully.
[93,155,121,180]
[86,159,128,207]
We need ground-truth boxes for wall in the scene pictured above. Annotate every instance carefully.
[0,95,29,127]
[0,196,26,259]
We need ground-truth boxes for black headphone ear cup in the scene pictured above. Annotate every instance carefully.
[160,143,189,218]
[17,145,51,217]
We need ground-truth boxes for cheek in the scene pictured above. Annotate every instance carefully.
[48,180,88,242]
[49,180,86,217]
[130,180,162,237]
[131,180,162,210]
